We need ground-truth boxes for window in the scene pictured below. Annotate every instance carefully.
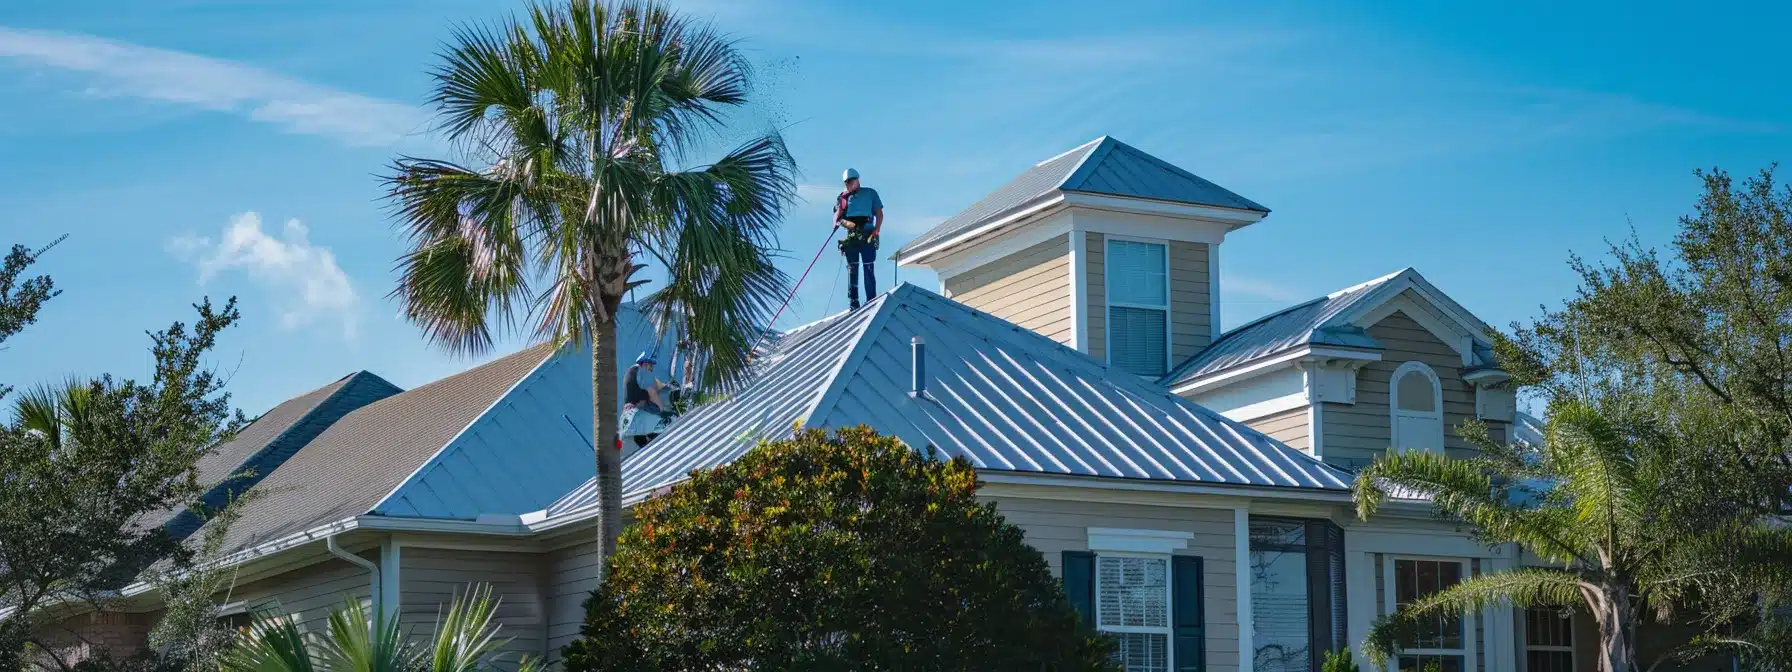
[1106,239,1169,377]
[1099,555,1173,672]
[1525,607,1574,672]
[1390,361,1444,453]
[1250,518,1346,672]
[1390,559,1467,672]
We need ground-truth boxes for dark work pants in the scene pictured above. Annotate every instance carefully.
[843,242,876,308]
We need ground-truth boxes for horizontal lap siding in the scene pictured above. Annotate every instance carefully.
[944,234,1072,345]
[544,540,603,662]
[1168,241,1212,363]
[399,548,545,666]
[1086,232,1106,358]
[987,495,1241,672]
[1245,406,1309,452]
[228,554,375,636]
[1322,310,1492,470]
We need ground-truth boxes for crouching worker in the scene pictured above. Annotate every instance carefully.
[625,352,672,418]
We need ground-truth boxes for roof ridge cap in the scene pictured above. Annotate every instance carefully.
[1035,136,1107,167]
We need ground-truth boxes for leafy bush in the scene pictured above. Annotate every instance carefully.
[563,426,1116,670]
[1321,649,1360,672]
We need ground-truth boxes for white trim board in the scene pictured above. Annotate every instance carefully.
[1087,527,1193,554]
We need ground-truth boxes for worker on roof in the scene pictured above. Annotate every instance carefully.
[625,351,671,418]
[834,167,884,310]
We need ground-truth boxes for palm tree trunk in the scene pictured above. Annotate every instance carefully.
[1591,583,1638,672]
[592,319,623,575]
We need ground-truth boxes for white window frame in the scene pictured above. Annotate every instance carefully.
[1104,235,1172,377]
[1382,555,1476,672]
[1095,551,1175,672]
[1390,360,1445,453]
[1522,607,1575,672]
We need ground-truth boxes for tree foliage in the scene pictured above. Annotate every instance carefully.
[0,278,244,670]
[1356,167,1792,672]
[562,427,1117,671]
[385,0,797,574]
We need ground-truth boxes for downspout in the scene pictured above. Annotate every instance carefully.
[326,534,381,619]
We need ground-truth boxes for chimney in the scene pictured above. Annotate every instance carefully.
[910,336,926,398]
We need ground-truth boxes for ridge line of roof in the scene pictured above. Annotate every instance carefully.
[1035,136,1106,167]
[799,287,913,432]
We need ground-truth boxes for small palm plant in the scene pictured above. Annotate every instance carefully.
[1353,398,1792,672]
[222,583,536,671]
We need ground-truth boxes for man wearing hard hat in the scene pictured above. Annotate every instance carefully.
[834,168,884,310]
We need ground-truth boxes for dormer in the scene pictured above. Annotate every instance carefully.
[895,137,1269,378]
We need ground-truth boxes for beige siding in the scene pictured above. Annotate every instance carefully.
[228,552,376,635]
[1320,310,1507,470]
[1085,232,1106,358]
[399,547,545,664]
[1245,407,1310,452]
[1169,241,1213,362]
[988,496,1242,672]
[943,234,1072,344]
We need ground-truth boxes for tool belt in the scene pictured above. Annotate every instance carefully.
[838,216,878,251]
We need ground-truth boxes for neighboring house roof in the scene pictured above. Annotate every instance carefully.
[196,342,596,553]
[897,136,1269,258]
[1161,270,1401,386]
[159,371,402,541]
[1160,267,1499,389]
[547,283,1352,516]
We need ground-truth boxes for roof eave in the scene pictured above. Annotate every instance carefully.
[1169,344,1383,396]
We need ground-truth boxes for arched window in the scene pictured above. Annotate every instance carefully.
[1390,361,1444,453]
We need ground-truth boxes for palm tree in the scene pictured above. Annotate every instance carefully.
[222,583,536,671]
[384,0,795,572]
[1353,399,1792,672]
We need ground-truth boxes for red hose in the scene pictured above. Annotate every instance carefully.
[754,225,840,355]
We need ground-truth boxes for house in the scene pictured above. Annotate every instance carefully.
[34,139,1663,672]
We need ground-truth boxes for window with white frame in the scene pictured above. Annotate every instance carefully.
[1098,555,1173,672]
[1106,239,1170,377]
[1390,361,1445,453]
[1390,558,1468,672]
[1525,607,1574,672]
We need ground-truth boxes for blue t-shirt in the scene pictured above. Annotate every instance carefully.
[840,187,883,219]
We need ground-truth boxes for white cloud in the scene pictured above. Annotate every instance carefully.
[795,183,838,204]
[168,212,360,339]
[0,27,426,146]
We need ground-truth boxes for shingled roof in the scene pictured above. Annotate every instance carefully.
[897,136,1268,258]
[160,371,401,541]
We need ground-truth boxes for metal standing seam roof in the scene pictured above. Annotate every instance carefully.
[897,136,1269,258]
[1159,269,1407,388]
[546,283,1352,517]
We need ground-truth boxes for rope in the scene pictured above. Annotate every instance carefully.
[752,225,840,355]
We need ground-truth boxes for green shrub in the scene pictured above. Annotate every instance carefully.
[563,426,1117,670]
[1322,649,1360,672]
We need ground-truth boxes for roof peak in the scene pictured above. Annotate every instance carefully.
[1035,136,1109,166]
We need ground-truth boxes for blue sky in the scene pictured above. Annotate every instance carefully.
[2,0,1788,414]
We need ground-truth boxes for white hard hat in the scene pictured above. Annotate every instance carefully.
[842,167,860,182]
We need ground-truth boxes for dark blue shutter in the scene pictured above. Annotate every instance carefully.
[1062,550,1096,628]
[1173,555,1206,672]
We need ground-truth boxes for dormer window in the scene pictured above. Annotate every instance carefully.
[1391,361,1445,453]
[1106,238,1170,377]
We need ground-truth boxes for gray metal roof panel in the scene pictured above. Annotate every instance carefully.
[547,284,1351,516]
[1160,271,1402,387]
[898,137,1267,257]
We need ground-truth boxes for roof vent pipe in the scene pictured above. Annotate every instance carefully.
[911,336,926,398]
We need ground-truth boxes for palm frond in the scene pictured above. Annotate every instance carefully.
[317,598,416,671]
[424,583,510,672]
[221,614,317,672]
[1354,450,1589,565]
[1361,568,1586,667]
[1545,400,1646,548]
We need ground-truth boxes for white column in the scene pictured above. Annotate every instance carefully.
[1235,507,1253,672]
[1484,549,1519,672]
[1209,243,1223,343]
[379,538,402,623]
[1069,229,1088,353]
